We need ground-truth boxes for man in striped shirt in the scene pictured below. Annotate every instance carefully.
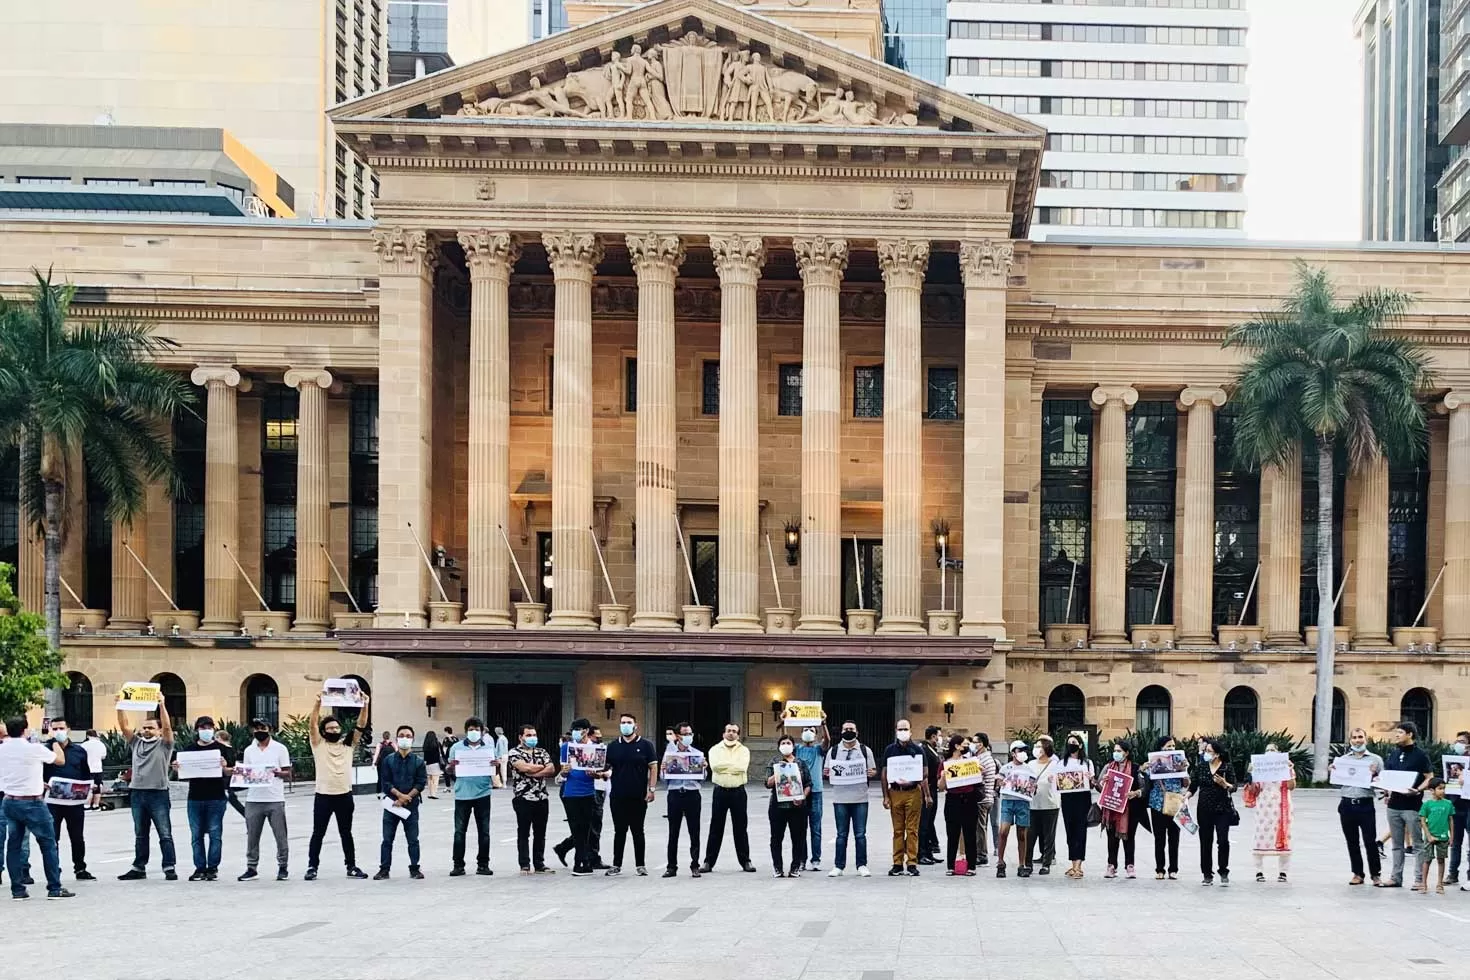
[972,733,999,867]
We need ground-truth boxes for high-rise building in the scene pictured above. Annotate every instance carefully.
[885,0,949,84]
[1358,0,1446,242]
[389,0,453,84]
[1438,0,1470,240]
[945,0,1249,239]
[0,0,387,220]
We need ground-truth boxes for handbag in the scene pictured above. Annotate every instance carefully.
[1227,800,1242,826]
[1086,801,1102,827]
[1162,790,1183,817]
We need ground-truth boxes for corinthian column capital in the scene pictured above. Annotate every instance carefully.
[792,237,849,285]
[876,238,930,285]
[458,230,520,275]
[626,233,686,275]
[959,238,1015,287]
[709,234,766,282]
[283,368,334,391]
[372,226,434,275]
[1177,386,1227,411]
[542,231,603,274]
[1090,385,1139,409]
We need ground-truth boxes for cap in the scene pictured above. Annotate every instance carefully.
[1009,739,1027,751]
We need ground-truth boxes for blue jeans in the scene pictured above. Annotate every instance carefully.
[380,806,421,871]
[0,804,30,880]
[130,788,176,872]
[3,798,61,897]
[832,801,868,870]
[807,792,824,863]
[187,799,227,872]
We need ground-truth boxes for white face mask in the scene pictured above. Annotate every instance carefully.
[397,736,413,750]
[466,730,483,743]
[801,730,816,744]
[1014,750,1028,763]
[896,730,911,742]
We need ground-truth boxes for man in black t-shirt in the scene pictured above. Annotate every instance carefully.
[174,716,237,881]
[1384,720,1434,888]
[603,713,658,876]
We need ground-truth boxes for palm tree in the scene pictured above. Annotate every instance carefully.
[0,269,194,714]
[1225,261,1432,781]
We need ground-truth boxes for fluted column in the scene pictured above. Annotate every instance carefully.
[959,239,1013,638]
[460,230,520,628]
[628,232,685,631]
[107,517,148,629]
[1261,450,1303,644]
[1353,454,1390,646]
[1178,386,1226,644]
[1090,385,1138,645]
[284,368,333,632]
[1441,392,1470,648]
[545,232,602,631]
[190,365,245,632]
[793,236,848,633]
[875,239,929,635]
[710,233,765,633]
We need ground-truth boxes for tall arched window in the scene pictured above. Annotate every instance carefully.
[1136,685,1172,733]
[1401,688,1434,742]
[61,671,93,730]
[151,672,187,724]
[242,674,280,729]
[1313,688,1348,745]
[1223,686,1259,732]
[1047,684,1086,733]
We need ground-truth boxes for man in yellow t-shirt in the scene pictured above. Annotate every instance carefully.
[306,694,370,881]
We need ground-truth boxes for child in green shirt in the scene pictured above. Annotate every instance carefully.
[1419,778,1455,894]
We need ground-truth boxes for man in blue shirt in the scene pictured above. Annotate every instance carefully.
[375,724,427,880]
[552,717,604,876]
[446,716,496,876]
[43,718,102,881]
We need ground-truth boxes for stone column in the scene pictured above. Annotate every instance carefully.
[1177,386,1226,645]
[875,238,929,635]
[793,236,848,634]
[959,238,1013,638]
[544,232,602,631]
[284,368,333,632]
[1441,392,1470,649]
[1261,451,1302,644]
[373,227,436,628]
[107,516,148,629]
[1089,385,1138,645]
[628,232,685,631]
[459,230,519,628]
[190,365,245,632]
[1352,454,1390,646]
[710,233,765,633]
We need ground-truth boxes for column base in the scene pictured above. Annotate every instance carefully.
[712,614,763,634]
[795,615,845,634]
[630,612,681,632]
[104,616,148,632]
[681,605,713,632]
[1264,629,1304,647]
[375,610,428,629]
[599,603,630,631]
[332,612,375,630]
[875,616,925,635]
[1216,626,1263,650]
[1176,630,1215,647]
[463,609,514,629]
[1130,625,1175,649]
[1045,624,1090,650]
[845,609,876,635]
[514,602,547,630]
[61,609,109,633]
[764,608,795,633]
[200,618,244,633]
[1090,630,1129,649]
[1352,631,1393,650]
[958,618,1008,640]
[242,610,292,636]
[428,601,465,628]
[927,610,959,636]
[149,610,200,636]
[1391,626,1439,650]
[547,610,597,630]
[289,618,331,635]
[1440,634,1470,651]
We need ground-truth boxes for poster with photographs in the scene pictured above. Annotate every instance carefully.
[1055,762,1092,794]
[321,677,366,709]
[1145,750,1189,781]
[46,777,92,805]
[566,741,607,772]
[773,761,804,802]
[1445,757,1469,797]
[999,763,1037,801]
[229,765,275,789]
[664,751,707,781]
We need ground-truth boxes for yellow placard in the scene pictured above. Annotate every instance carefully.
[943,757,985,788]
[118,681,162,712]
[781,700,823,727]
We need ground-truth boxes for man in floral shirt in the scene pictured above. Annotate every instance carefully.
[506,724,558,874]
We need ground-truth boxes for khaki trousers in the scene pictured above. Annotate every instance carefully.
[889,787,923,867]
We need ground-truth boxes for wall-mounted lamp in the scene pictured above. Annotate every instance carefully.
[771,698,783,721]
[425,695,438,718]
[783,520,801,565]
[932,518,950,557]
[604,696,616,719]
[943,700,955,723]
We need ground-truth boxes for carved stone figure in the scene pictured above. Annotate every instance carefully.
[738,52,775,122]
[720,50,751,120]
[663,32,723,117]
[644,49,675,120]
[768,67,819,121]
[563,63,620,117]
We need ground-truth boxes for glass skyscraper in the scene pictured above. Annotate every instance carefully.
[884,0,948,84]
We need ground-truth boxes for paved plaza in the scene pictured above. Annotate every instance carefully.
[4,787,1464,980]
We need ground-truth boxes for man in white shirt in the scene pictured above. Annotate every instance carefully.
[80,730,106,778]
[238,718,293,881]
[0,717,74,900]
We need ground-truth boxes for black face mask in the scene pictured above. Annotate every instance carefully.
[253,731,271,742]
[842,731,858,742]
[323,731,343,743]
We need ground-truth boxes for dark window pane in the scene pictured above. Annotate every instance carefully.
[351,386,379,455]
[1388,464,1428,629]
[1401,688,1433,741]
[1135,685,1171,732]
[538,531,554,607]
[841,539,883,621]
[854,365,884,418]
[1040,400,1092,627]
[778,363,802,417]
[1047,684,1086,732]
[350,386,378,611]
[691,536,718,618]
[1125,403,1176,629]
[1223,686,1258,731]
[1041,399,1091,468]
[926,366,959,420]
[702,361,720,416]
[1126,401,1176,469]
[262,384,299,452]
[625,357,638,413]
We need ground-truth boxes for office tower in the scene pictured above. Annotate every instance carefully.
[1438,0,1468,240]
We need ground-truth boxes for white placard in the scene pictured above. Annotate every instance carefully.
[118,681,161,713]
[453,747,496,778]
[1330,756,1375,789]
[321,677,367,709]
[45,777,92,805]
[1250,752,1293,784]
[885,753,923,785]
[773,761,804,802]
[1443,757,1468,797]
[566,741,607,772]
[229,765,276,789]
[663,751,707,781]
[781,701,824,728]
[382,797,411,820]
[827,756,870,786]
[1373,769,1419,793]
[177,750,223,780]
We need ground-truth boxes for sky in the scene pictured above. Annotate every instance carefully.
[1245,0,1363,241]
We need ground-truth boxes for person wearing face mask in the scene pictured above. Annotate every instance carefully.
[116,691,177,881]
[995,740,1032,878]
[662,722,706,878]
[1330,728,1384,885]
[238,718,293,882]
[919,725,944,865]
[305,693,371,881]
[1246,741,1296,883]
[1026,735,1061,875]
[1189,736,1236,885]
[1146,735,1190,880]
[881,719,931,876]
[0,717,73,900]
[552,718,603,876]
[793,715,829,871]
[376,725,428,879]
[702,722,757,873]
[1099,740,1146,879]
[507,725,558,874]
[175,716,235,881]
[973,733,998,867]
[1380,720,1434,889]
[603,713,658,877]
[1057,734,1095,879]
[1447,731,1470,885]
[824,721,877,877]
[42,718,101,882]
[446,716,499,877]
[766,735,812,877]
[939,735,979,876]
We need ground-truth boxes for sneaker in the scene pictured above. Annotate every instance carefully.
[1377,841,1387,858]
[276,868,288,881]
[117,869,146,881]
[188,870,208,882]
[1256,872,1266,883]
[47,889,75,900]
[11,892,29,900]
[1038,865,1050,876]
[164,870,178,881]
[1406,846,1415,855]
[237,868,258,882]
[373,869,390,880]
[347,867,368,879]
[773,870,785,878]
[571,868,593,877]
[449,867,466,877]
[534,866,554,875]
[788,867,802,879]
[996,863,1007,879]
[205,870,218,881]
[856,866,871,877]
[605,867,622,877]
[74,870,95,881]
[1448,873,1461,885]
[477,867,493,876]
[808,860,821,872]
[1105,866,1117,879]
[741,862,759,873]
[305,868,319,881]
[636,867,648,876]
[888,865,904,876]
[1017,866,1031,878]
[690,862,702,879]
[907,866,920,877]
[1126,866,1136,879]
[409,867,425,880]
[977,858,989,867]
[828,867,844,878]
[1220,872,1230,887]
[662,867,677,878]
[1202,876,1214,886]
[553,841,571,867]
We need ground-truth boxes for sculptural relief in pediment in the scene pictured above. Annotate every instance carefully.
[459,32,918,127]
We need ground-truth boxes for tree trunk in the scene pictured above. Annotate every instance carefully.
[41,479,65,717]
[1312,436,1336,782]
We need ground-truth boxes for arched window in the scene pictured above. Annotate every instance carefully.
[1313,688,1348,745]
[1401,688,1434,742]
[61,671,93,730]
[1047,684,1086,733]
[242,674,280,730]
[1135,685,1172,733]
[151,672,187,725]
[1223,686,1259,732]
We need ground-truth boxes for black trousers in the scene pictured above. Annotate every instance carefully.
[1060,792,1090,861]
[610,795,648,869]
[589,790,605,863]
[48,803,86,873]
[513,796,549,870]
[667,790,702,869]
[769,803,807,871]
[704,786,750,868]
[1339,797,1381,880]
[1026,808,1059,867]
[452,796,491,870]
[944,792,979,869]
[1199,810,1232,878]
[920,795,939,856]
[307,793,357,870]
[1151,808,1180,874]
[1107,825,1137,867]
[558,795,597,872]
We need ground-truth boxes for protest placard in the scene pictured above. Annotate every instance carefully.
[118,681,162,713]
[1055,762,1091,794]
[1329,756,1375,789]
[999,764,1037,801]
[1444,758,1468,796]
[1098,766,1134,813]
[781,701,823,728]
[320,677,366,709]
[773,761,804,802]
[46,777,92,805]
[1175,797,1198,835]
[827,756,869,785]
[177,750,223,780]
[382,797,410,820]
[567,741,607,772]
[1145,750,1189,781]
[885,754,923,785]
[663,751,707,781]
[1250,752,1293,784]
[454,746,496,778]
[943,757,985,789]
[1373,769,1418,793]
[229,765,275,789]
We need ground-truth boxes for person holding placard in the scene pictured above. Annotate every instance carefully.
[0,717,73,900]
[765,735,812,877]
[661,721,705,878]
[1381,720,1434,889]
[939,735,979,876]
[793,715,829,871]
[1098,741,1145,879]
[1189,737,1236,886]
[115,692,177,881]
[995,740,1034,878]
[552,718,603,876]
[1445,732,1470,885]
[603,713,658,877]
[238,718,293,881]
[305,694,371,881]
[1026,735,1061,875]
[1057,734,1095,879]
[42,718,100,882]
[824,721,877,877]
[1147,735,1191,881]
[1331,729,1383,885]
[376,724,428,879]
[445,717,498,877]
[881,719,930,876]
[1247,743,1296,883]
[175,716,235,881]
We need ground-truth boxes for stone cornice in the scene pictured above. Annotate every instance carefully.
[49,300,377,327]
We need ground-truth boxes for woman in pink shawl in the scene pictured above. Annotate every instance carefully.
[1246,742,1296,883]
